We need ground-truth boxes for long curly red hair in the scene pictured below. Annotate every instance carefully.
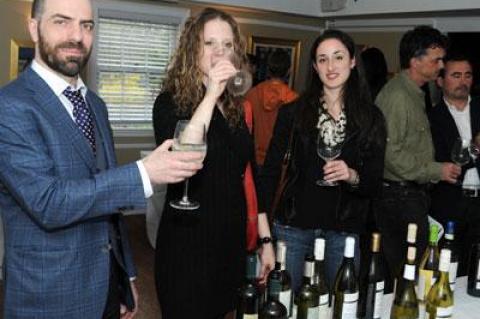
[162,8,248,127]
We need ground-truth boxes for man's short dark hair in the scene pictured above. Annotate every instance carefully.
[399,25,448,69]
[267,49,291,78]
[31,0,45,19]
[438,52,472,78]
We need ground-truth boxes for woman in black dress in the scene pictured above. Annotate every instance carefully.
[153,8,274,319]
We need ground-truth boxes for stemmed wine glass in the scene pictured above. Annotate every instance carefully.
[212,51,252,97]
[316,126,343,186]
[451,137,471,167]
[169,120,207,210]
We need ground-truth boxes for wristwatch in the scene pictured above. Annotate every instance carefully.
[258,236,273,245]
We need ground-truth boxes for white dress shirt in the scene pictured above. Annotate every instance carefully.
[445,96,480,189]
[31,60,153,198]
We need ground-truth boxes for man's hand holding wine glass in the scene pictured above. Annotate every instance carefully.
[142,139,204,185]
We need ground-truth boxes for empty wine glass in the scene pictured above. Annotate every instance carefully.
[211,51,252,97]
[226,52,252,96]
[451,137,471,166]
[169,120,207,210]
[317,127,343,186]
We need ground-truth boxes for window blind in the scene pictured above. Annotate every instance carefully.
[96,17,178,130]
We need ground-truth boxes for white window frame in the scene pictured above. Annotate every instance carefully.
[87,0,189,137]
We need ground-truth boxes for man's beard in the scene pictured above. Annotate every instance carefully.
[37,26,91,77]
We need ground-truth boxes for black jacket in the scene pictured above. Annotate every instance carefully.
[257,98,386,234]
[428,97,480,223]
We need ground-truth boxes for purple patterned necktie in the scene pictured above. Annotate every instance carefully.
[63,87,96,154]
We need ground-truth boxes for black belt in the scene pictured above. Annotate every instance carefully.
[462,188,480,198]
[382,179,424,189]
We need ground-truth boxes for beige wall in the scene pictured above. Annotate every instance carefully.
[0,0,32,87]
[349,31,404,74]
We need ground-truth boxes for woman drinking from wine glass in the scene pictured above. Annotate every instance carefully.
[258,29,387,292]
[152,8,274,319]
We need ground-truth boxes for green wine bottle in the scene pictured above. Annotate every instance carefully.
[237,254,260,319]
[426,249,453,319]
[418,224,439,302]
[333,236,359,319]
[441,221,458,291]
[260,272,288,319]
[313,238,330,319]
[267,241,292,316]
[390,246,419,319]
[294,255,320,319]
[359,233,384,319]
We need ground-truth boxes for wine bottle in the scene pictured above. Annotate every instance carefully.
[293,255,320,319]
[267,241,293,317]
[313,238,330,319]
[441,221,458,291]
[260,272,288,319]
[467,242,480,297]
[359,233,384,319]
[333,236,359,319]
[391,246,419,319]
[394,223,418,294]
[426,249,453,319]
[418,224,440,302]
[237,254,260,319]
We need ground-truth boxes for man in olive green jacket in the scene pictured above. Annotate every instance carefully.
[374,26,461,292]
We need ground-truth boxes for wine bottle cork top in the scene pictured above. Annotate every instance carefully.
[371,233,381,252]
[314,238,325,260]
[276,241,287,264]
[344,236,355,258]
[407,223,417,244]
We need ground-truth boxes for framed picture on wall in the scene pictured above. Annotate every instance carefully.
[247,36,301,89]
[10,39,34,80]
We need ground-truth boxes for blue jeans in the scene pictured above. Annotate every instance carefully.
[273,222,360,293]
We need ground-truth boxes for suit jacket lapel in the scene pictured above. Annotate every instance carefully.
[25,68,96,171]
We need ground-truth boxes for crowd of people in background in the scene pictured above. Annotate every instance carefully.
[0,0,479,318]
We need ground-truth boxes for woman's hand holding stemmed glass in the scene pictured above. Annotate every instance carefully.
[169,120,207,210]
[316,127,343,186]
[209,50,252,98]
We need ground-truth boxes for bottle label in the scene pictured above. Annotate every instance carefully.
[307,306,319,318]
[279,290,292,316]
[477,260,480,280]
[242,315,258,319]
[292,304,297,318]
[319,294,329,319]
[448,262,458,291]
[341,292,358,319]
[418,269,436,300]
[374,281,384,319]
[476,281,480,290]
[434,306,453,318]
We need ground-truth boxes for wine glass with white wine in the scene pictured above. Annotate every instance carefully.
[169,120,207,210]
[316,126,343,186]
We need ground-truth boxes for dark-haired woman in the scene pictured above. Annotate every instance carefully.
[258,29,386,292]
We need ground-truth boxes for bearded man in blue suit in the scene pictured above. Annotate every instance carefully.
[0,0,203,318]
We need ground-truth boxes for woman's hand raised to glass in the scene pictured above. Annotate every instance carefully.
[205,59,237,99]
[323,160,358,184]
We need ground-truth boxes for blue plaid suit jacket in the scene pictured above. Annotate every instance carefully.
[0,67,146,318]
